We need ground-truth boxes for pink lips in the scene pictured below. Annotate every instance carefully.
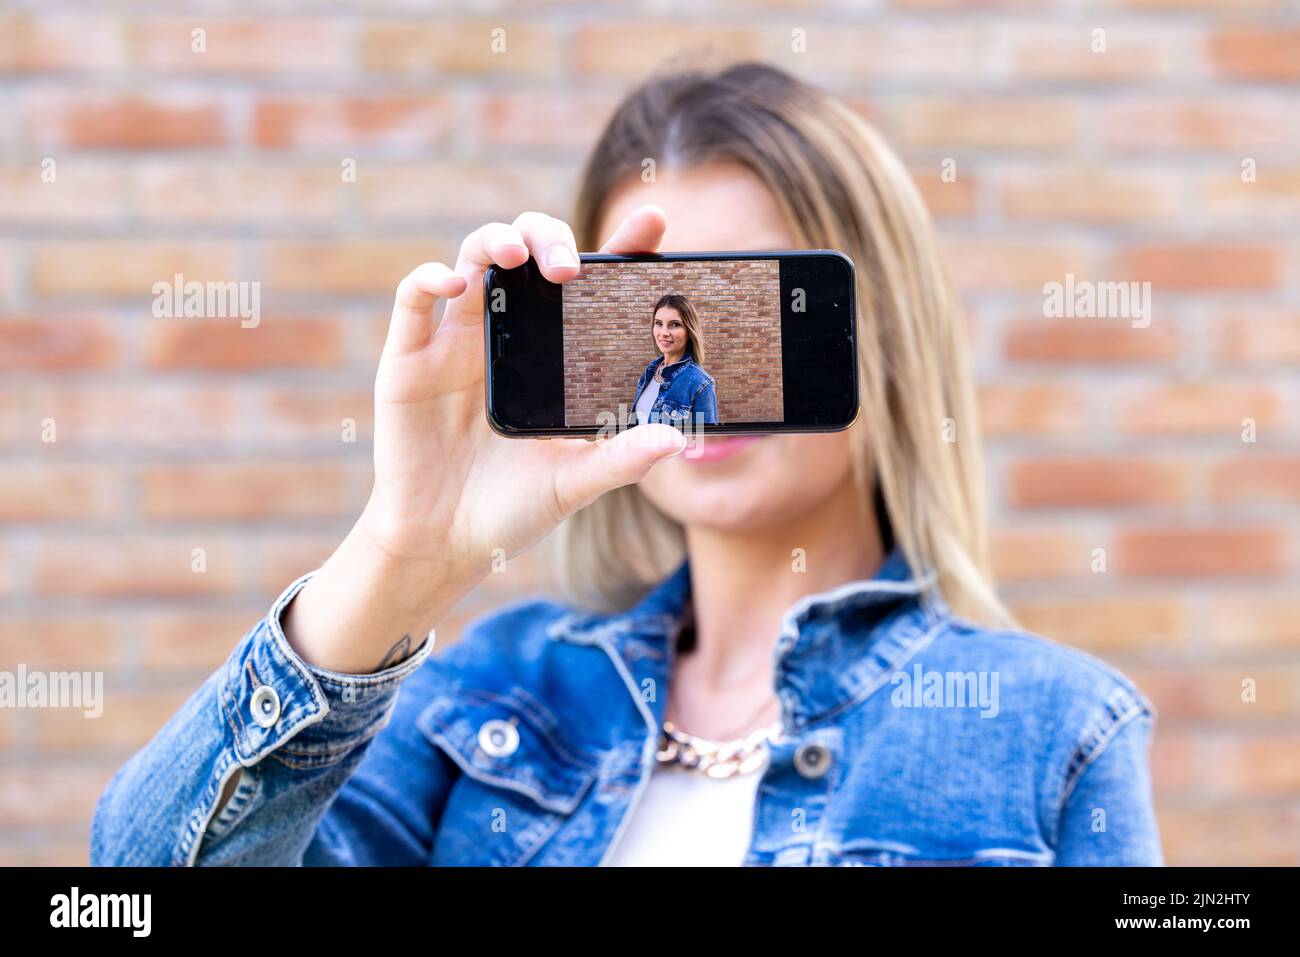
[682,435,766,463]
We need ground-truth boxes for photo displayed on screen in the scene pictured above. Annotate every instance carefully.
[560,260,785,430]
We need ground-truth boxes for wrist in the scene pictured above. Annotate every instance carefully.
[353,493,484,578]
[280,505,486,675]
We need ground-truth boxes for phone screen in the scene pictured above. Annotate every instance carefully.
[485,250,857,437]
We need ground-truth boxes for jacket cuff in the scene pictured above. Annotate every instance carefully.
[217,570,435,769]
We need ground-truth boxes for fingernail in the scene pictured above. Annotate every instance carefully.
[547,245,578,268]
[493,232,528,255]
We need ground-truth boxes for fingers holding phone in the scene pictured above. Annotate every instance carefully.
[376,213,579,409]
[599,203,667,255]
[367,208,674,558]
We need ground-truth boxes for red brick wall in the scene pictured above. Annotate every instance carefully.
[562,260,783,426]
[1,6,1297,865]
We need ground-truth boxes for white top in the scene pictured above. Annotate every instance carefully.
[603,762,762,866]
[633,376,661,423]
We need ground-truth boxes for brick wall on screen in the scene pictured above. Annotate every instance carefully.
[561,260,783,426]
[1,3,1298,866]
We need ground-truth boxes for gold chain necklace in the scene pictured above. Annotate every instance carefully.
[655,717,782,778]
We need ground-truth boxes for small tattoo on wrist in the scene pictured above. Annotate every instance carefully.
[377,634,414,671]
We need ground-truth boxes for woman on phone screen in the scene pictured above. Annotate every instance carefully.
[630,294,719,428]
[92,61,1163,867]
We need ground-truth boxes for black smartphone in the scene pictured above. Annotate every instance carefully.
[483,249,857,437]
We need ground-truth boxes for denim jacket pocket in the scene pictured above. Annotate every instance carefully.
[655,400,693,426]
[416,688,599,865]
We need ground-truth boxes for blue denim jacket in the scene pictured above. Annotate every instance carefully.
[90,547,1163,866]
[629,354,719,427]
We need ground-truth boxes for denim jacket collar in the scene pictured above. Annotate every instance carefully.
[545,546,946,730]
[646,353,696,386]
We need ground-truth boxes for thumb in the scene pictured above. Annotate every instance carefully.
[553,424,688,516]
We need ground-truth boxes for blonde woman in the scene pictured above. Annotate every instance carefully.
[91,62,1162,867]
[630,293,719,427]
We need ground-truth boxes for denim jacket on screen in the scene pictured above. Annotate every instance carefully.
[629,354,719,427]
[90,546,1163,867]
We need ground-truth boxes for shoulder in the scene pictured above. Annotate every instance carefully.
[426,595,573,678]
[929,615,1151,715]
[405,591,657,700]
[684,363,715,387]
[393,596,578,708]
[397,594,639,762]
[918,612,1155,785]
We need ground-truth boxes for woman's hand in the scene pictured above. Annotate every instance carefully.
[281,206,687,674]
[363,204,686,567]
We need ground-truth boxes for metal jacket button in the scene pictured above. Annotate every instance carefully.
[794,741,832,779]
[250,685,280,729]
[478,718,520,758]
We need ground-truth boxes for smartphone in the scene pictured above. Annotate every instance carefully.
[483,249,857,437]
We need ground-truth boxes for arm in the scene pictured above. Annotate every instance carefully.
[695,380,719,424]
[1054,708,1164,865]
[303,660,458,866]
[90,207,686,867]
[89,572,439,866]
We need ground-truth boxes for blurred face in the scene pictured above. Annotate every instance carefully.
[597,162,862,532]
[653,306,687,359]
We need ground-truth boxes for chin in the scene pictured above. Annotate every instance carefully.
[640,435,853,532]
[660,478,786,530]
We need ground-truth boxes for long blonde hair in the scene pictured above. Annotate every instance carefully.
[550,60,1012,627]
